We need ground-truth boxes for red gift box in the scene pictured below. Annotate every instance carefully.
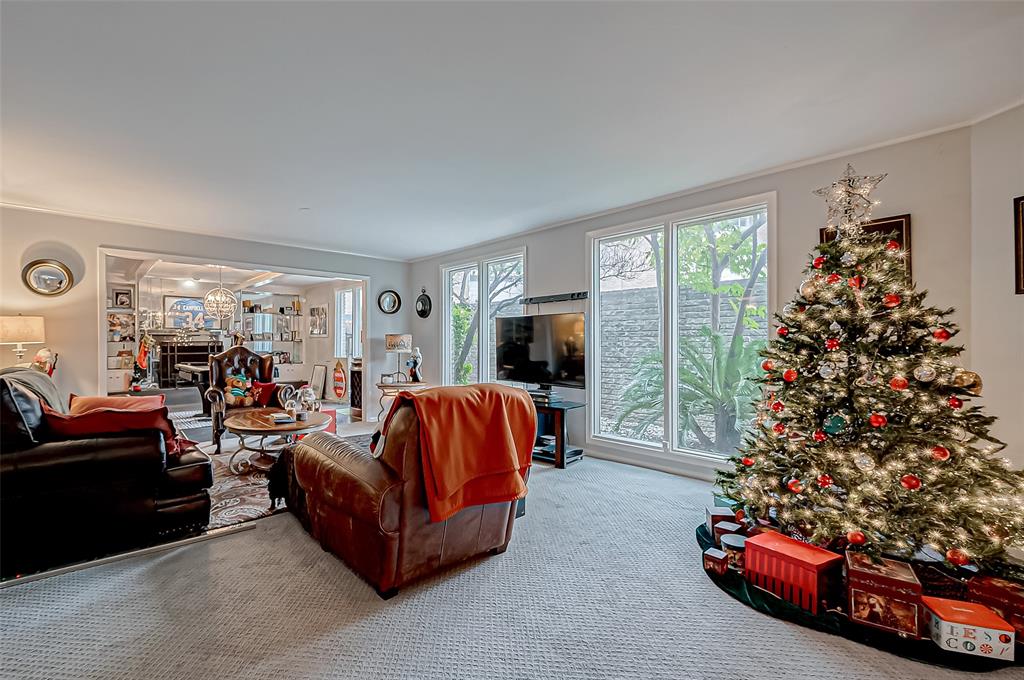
[846,552,925,638]
[968,576,1024,646]
[744,532,842,615]
[703,548,729,576]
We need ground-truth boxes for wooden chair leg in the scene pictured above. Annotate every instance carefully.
[376,587,399,600]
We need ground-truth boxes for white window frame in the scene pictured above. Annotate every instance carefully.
[440,247,527,386]
[586,192,776,480]
[333,286,363,359]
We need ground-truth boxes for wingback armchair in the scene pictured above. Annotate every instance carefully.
[206,346,295,453]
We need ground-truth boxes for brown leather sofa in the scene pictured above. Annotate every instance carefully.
[206,345,295,453]
[282,403,522,598]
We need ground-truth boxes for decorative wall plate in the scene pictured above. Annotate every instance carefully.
[22,259,74,296]
[377,289,401,314]
[415,288,432,318]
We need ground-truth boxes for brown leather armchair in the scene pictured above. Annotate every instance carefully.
[282,403,522,598]
[206,346,294,453]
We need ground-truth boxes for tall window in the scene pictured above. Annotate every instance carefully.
[592,198,771,458]
[334,287,362,358]
[594,228,665,444]
[443,253,524,385]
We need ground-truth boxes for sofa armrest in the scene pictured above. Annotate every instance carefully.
[0,431,167,493]
[291,432,402,534]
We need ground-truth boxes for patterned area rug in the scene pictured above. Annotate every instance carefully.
[206,433,372,530]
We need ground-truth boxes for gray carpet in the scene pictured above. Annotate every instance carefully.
[0,459,1012,680]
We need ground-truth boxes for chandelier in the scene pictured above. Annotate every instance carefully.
[203,266,237,320]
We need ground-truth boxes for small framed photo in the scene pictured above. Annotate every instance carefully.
[1014,195,1023,294]
[820,214,912,279]
[284,306,294,314]
[112,288,133,309]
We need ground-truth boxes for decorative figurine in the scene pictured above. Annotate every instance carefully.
[406,346,423,382]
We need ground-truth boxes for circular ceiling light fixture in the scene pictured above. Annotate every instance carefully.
[203,266,237,320]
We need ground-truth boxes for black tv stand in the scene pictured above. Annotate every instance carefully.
[531,400,584,468]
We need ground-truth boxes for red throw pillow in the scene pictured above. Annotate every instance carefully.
[42,403,180,453]
[69,393,165,414]
[251,381,277,407]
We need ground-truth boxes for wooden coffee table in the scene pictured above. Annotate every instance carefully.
[223,408,331,474]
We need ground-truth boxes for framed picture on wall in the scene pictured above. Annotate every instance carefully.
[309,304,329,337]
[1014,195,1023,295]
[164,295,216,329]
[112,288,133,309]
[820,214,912,279]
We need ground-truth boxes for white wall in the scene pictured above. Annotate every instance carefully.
[0,207,411,413]
[412,127,996,470]
[970,106,1024,465]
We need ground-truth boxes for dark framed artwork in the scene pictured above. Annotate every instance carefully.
[820,214,912,279]
[1014,196,1023,294]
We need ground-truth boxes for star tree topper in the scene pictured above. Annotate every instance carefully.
[813,163,887,235]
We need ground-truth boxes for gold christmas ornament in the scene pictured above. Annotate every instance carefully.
[799,278,818,301]
[952,369,983,396]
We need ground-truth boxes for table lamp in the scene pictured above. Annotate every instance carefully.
[384,333,412,379]
[0,315,46,361]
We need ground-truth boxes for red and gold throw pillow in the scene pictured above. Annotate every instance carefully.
[69,393,165,414]
[251,381,277,407]
[42,402,181,453]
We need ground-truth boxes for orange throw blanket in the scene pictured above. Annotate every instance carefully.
[380,383,537,522]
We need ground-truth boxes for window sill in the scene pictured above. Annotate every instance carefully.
[585,435,729,482]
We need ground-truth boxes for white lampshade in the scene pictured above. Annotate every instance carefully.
[385,334,412,352]
[0,315,45,345]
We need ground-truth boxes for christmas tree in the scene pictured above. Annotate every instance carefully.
[717,164,1024,573]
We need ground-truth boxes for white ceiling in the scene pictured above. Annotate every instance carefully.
[3,2,1022,261]
[105,255,352,289]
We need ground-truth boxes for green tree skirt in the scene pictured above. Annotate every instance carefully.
[696,525,1020,672]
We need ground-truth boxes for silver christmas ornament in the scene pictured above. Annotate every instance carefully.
[913,365,938,382]
[840,252,857,266]
[799,278,818,301]
[818,363,837,379]
[950,426,970,443]
[829,321,842,333]
[854,453,876,471]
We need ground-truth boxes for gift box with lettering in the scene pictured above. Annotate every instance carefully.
[713,520,743,546]
[846,551,925,639]
[703,548,729,576]
[923,596,1015,661]
[967,576,1024,646]
[744,531,842,615]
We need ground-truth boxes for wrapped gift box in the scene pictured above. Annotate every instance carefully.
[846,552,925,639]
[713,521,743,546]
[923,596,1015,661]
[703,548,729,576]
[706,507,734,535]
[968,576,1024,646]
[744,532,842,614]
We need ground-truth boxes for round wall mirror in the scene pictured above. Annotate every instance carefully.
[22,259,74,296]
[415,288,432,318]
[377,290,401,314]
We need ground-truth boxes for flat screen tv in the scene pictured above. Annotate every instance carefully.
[495,312,585,389]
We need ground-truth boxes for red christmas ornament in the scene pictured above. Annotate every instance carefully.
[825,338,840,351]
[869,413,888,428]
[889,376,909,391]
[761,359,775,371]
[797,305,806,313]
[812,429,828,443]
[826,273,842,285]
[786,479,804,494]
[945,548,970,566]
[885,239,901,251]
[948,396,964,410]
[816,474,833,488]
[883,294,902,308]
[740,456,755,467]
[770,401,785,413]
[777,326,790,337]
[812,256,827,269]
[782,369,798,383]
[932,328,952,342]
[772,422,786,435]
[846,531,867,546]
[848,275,864,289]
[931,445,951,461]
[900,474,922,490]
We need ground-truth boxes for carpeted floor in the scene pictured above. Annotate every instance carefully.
[0,458,1013,680]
